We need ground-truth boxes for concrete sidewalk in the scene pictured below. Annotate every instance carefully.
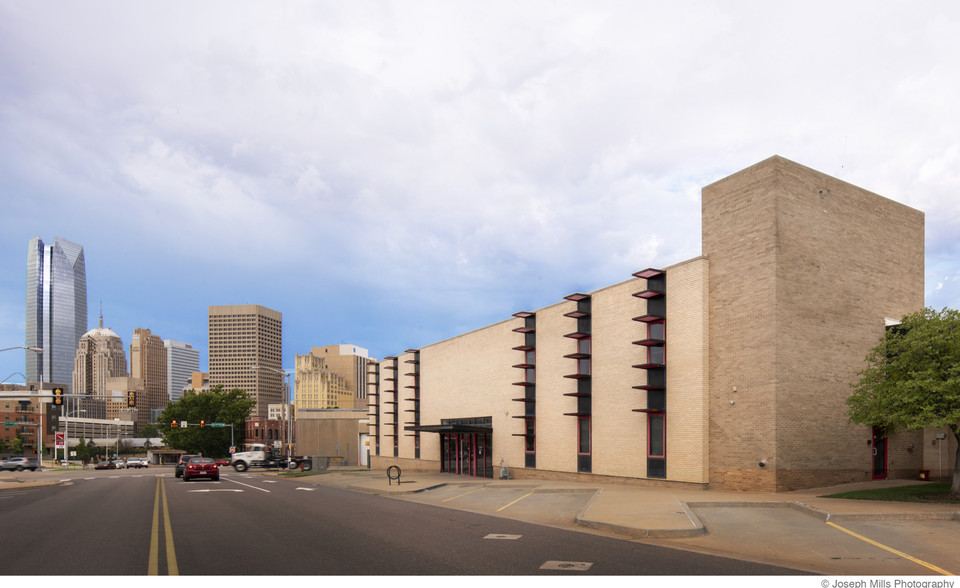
[297,469,960,539]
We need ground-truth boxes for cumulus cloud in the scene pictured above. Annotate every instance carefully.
[2,0,960,372]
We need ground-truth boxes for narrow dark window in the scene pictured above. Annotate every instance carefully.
[648,413,665,458]
[648,320,665,340]
[525,420,535,452]
[577,416,591,454]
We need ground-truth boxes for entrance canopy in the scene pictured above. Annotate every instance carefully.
[405,423,492,434]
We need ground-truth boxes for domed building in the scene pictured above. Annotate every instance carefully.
[72,314,129,420]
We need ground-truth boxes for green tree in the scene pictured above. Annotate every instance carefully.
[848,307,960,497]
[159,385,254,457]
[75,437,96,465]
[138,424,160,438]
[10,436,24,455]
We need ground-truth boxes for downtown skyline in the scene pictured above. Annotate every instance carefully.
[3,2,960,384]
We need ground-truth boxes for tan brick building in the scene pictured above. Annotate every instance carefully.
[366,156,927,491]
[130,328,168,429]
[294,352,352,410]
[208,305,283,419]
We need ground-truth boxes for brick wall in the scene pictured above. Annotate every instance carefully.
[703,156,924,491]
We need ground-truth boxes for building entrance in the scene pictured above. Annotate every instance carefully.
[441,433,492,478]
[872,427,887,480]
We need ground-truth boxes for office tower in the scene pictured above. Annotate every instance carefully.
[208,305,283,418]
[294,352,352,410]
[26,236,87,392]
[130,328,169,423]
[164,340,200,402]
[72,314,128,419]
[308,345,370,404]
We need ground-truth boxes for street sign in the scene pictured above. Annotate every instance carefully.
[3,421,18,426]
[55,432,64,448]
[211,422,225,428]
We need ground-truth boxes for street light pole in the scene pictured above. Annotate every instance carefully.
[1,347,43,464]
[250,365,292,461]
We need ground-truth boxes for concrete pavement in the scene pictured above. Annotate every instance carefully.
[293,469,960,538]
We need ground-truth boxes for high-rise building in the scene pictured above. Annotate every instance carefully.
[130,328,168,423]
[208,305,282,418]
[26,236,87,392]
[308,345,370,403]
[164,340,199,403]
[72,314,128,420]
[294,352,352,410]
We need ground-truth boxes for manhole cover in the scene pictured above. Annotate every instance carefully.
[540,561,593,571]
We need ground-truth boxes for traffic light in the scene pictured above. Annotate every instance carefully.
[127,390,136,408]
[53,387,64,406]
[200,420,205,428]
[171,420,178,429]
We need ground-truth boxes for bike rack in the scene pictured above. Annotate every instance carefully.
[387,465,402,486]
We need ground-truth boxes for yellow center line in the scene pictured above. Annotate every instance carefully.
[161,478,179,576]
[147,477,179,576]
[148,478,160,575]
[442,487,484,503]
[496,490,534,512]
[826,521,953,576]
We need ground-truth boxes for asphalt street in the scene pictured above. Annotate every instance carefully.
[0,467,804,575]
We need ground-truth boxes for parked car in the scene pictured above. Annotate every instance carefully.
[112,459,125,469]
[213,458,230,467]
[127,457,149,468]
[0,456,39,471]
[182,457,219,482]
[94,461,116,470]
[175,454,200,478]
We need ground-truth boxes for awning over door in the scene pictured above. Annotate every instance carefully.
[405,424,492,434]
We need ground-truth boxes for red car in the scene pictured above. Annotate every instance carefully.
[214,458,230,467]
[182,457,220,482]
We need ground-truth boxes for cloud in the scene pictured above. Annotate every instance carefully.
[2,0,960,374]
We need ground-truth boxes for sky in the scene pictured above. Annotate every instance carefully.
[2,1,960,384]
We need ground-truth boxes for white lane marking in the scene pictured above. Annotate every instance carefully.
[540,561,593,571]
[188,489,243,493]
[222,477,271,493]
[484,534,521,540]
[295,487,315,491]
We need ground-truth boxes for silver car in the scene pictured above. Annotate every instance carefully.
[0,456,39,471]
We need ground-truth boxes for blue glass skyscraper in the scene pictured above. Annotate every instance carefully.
[26,236,87,392]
